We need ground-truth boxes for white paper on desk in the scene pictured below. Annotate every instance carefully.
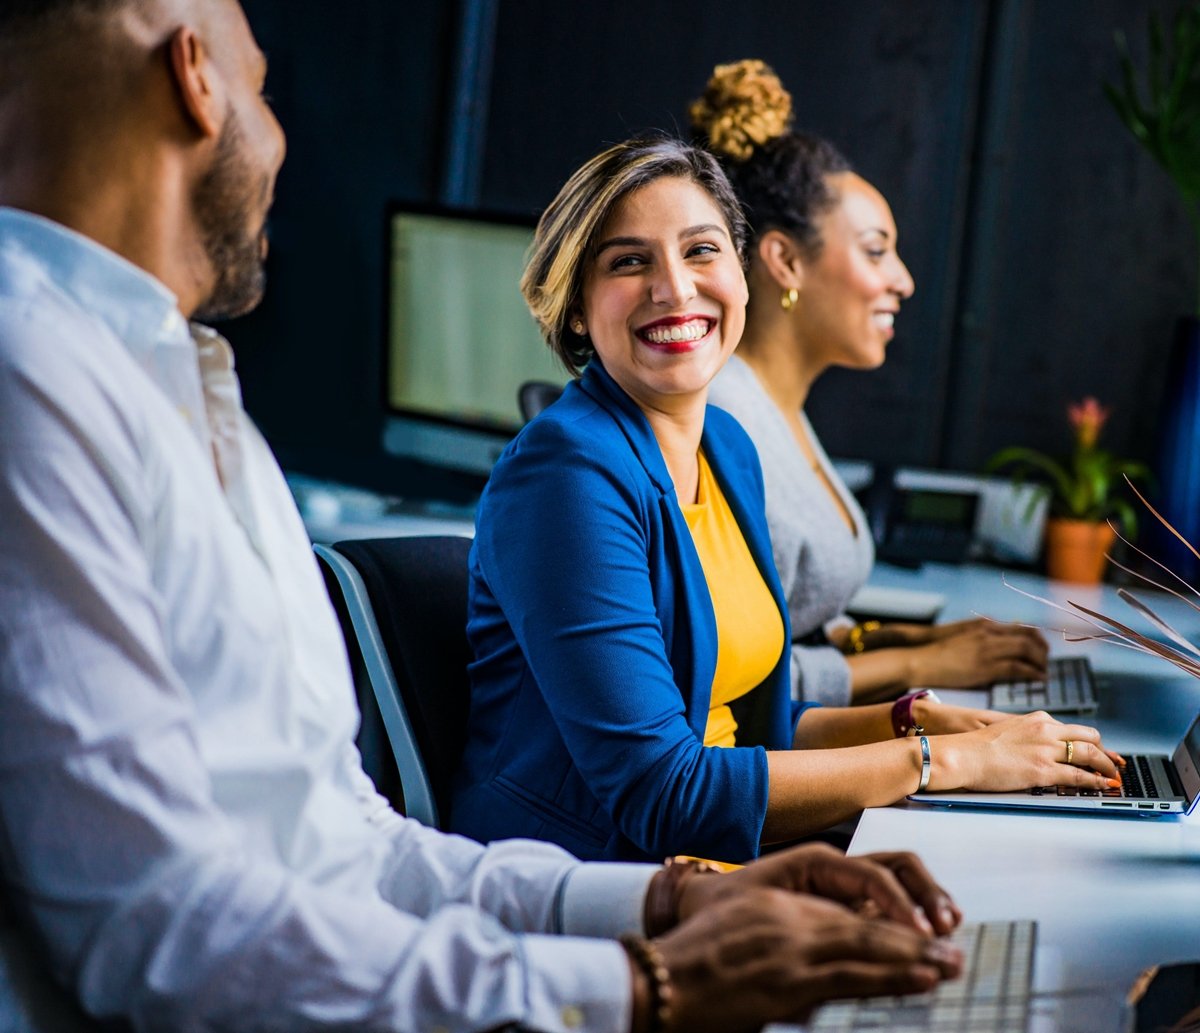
[847,584,946,623]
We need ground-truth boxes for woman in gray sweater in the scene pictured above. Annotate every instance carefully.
[696,60,1047,706]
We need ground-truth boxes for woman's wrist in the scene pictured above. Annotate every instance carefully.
[842,620,881,655]
[911,693,943,732]
[890,690,940,738]
[902,645,934,691]
[925,731,970,791]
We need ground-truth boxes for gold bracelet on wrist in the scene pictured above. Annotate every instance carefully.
[620,934,674,1033]
[843,620,881,655]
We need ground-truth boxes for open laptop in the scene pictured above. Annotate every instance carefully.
[910,709,1200,816]
[987,656,1097,715]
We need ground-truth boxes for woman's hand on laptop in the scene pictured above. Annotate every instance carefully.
[914,697,1010,735]
[930,711,1123,792]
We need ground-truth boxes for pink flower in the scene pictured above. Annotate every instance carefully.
[1067,397,1111,450]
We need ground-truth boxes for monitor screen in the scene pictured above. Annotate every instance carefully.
[386,209,568,437]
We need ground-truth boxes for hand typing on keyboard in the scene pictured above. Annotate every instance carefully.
[641,844,965,1033]
[926,711,1124,794]
[868,617,1050,690]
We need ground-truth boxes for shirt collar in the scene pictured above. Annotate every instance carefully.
[0,206,188,356]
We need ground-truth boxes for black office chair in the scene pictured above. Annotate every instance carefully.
[517,380,564,423]
[315,536,474,829]
[0,884,112,1032]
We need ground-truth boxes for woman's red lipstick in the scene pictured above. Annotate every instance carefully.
[635,315,715,353]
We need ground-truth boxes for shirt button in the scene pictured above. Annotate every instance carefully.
[561,1005,584,1028]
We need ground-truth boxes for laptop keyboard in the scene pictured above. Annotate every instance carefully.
[805,920,1036,1032]
[1028,753,1176,810]
[989,657,1097,714]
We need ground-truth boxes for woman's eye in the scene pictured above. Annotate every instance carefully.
[865,248,886,262]
[687,242,720,258]
[610,254,646,271]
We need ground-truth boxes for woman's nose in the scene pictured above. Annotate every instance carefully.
[650,256,697,307]
[892,255,915,299]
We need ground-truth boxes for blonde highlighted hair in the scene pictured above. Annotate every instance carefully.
[521,136,747,377]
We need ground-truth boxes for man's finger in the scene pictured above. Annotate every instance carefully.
[861,851,961,934]
[801,852,935,935]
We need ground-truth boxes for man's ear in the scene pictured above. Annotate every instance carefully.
[167,26,221,138]
[757,229,805,291]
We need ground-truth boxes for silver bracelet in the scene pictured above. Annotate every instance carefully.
[917,735,932,792]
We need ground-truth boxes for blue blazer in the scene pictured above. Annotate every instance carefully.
[450,362,812,862]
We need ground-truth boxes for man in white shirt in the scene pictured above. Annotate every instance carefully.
[0,1,963,1030]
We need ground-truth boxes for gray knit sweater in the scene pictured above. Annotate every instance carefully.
[708,355,874,706]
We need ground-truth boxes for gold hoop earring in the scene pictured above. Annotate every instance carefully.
[780,288,799,312]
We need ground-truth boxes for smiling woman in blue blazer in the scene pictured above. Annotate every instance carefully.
[449,137,1122,864]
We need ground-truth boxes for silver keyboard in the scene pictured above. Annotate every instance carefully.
[806,920,1036,1033]
[989,657,1097,714]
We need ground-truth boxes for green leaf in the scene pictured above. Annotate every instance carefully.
[1107,497,1140,540]
[986,447,1074,506]
[1107,3,1200,311]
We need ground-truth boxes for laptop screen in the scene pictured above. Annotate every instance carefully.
[1170,711,1200,811]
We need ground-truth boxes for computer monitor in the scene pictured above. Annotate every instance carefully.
[382,205,568,475]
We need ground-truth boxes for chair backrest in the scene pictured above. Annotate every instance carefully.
[517,380,564,423]
[0,884,111,1032]
[316,535,473,828]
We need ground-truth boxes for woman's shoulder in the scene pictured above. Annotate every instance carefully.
[483,386,649,511]
[504,384,628,461]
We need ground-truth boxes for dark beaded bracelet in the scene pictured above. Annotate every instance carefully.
[620,934,674,1033]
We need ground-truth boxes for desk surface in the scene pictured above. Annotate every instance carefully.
[850,561,1200,1000]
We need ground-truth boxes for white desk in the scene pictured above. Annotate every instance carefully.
[850,561,1200,1004]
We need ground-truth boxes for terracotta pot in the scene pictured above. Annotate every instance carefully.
[1043,518,1117,583]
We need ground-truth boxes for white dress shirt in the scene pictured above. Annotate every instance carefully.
[0,208,653,1032]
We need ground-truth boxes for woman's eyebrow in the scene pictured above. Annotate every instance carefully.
[595,224,730,255]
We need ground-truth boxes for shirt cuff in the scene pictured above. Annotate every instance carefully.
[792,643,853,707]
[520,934,632,1033]
[824,614,855,635]
[558,863,657,938]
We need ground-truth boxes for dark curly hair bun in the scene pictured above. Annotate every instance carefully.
[690,59,851,255]
[688,59,793,162]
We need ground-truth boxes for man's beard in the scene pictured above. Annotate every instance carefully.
[192,109,271,323]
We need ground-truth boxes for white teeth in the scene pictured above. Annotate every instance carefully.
[873,312,895,329]
[643,319,710,344]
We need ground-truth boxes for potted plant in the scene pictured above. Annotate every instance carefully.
[986,398,1151,583]
[1105,2,1200,581]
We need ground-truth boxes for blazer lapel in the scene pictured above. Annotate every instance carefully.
[576,361,717,736]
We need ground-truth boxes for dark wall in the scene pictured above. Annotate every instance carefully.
[229,0,1196,500]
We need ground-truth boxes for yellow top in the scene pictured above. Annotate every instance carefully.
[681,452,785,748]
